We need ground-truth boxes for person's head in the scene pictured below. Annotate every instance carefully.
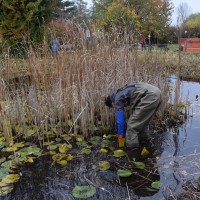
[105,95,113,108]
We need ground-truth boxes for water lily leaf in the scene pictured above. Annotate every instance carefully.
[141,147,150,156]
[77,137,83,142]
[43,141,54,146]
[52,128,58,134]
[57,159,67,167]
[134,162,145,169]
[80,148,91,155]
[59,144,68,154]
[47,145,58,151]
[102,139,110,145]
[52,153,73,162]
[117,169,132,177]
[6,147,17,152]
[0,181,8,187]
[49,151,56,155]
[113,149,126,157]
[98,161,110,171]
[89,136,102,145]
[1,161,12,168]
[0,141,7,148]
[55,138,62,142]
[26,157,34,163]
[151,181,161,188]
[103,134,117,141]
[72,185,96,198]
[66,154,73,161]
[99,148,108,153]
[26,129,35,137]
[0,137,5,142]
[62,135,72,141]
[15,125,23,134]
[0,157,6,164]
[68,120,73,127]
[2,174,20,184]
[13,142,25,148]
[0,185,13,196]
[19,146,42,157]
[0,168,9,179]
[76,140,87,147]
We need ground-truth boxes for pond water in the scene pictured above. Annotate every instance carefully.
[1,79,200,200]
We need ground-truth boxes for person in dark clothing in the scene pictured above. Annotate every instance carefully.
[105,83,162,148]
[51,39,60,55]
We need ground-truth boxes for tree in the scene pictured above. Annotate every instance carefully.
[184,13,200,38]
[96,1,140,32]
[72,0,90,25]
[0,0,74,45]
[92,0,173,41]
[176,2,191,25]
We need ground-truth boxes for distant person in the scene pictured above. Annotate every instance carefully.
[51,39,60,55]
[140,33,146,51]
[85,29,91,49]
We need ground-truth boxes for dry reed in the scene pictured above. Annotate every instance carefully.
[0,29,174,144]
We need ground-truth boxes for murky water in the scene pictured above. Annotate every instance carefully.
[1,79,200,200]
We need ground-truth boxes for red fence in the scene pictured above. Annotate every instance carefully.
[179,38,200,52]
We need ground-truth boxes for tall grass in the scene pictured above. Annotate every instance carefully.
[0,29,174,145]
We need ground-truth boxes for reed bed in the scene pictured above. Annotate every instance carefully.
[0,31,176,145]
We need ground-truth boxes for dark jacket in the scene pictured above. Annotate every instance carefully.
[108,84,136,136]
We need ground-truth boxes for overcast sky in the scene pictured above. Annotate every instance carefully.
[171,0,200,25]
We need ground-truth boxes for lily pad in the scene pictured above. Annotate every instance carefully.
[13,142,25,148]
[134,162,145,169]
[80,148,91,155]
[47,145,58,151]
[99,148,108,153]
[26,129,35,137]
[0,168,9,179]
[0,141,7,148]
[0,157,6,164]
[113,149,126,157]
[68,120,73,127]
[2,174,20,184]
[117,169,132,177]
[0,137,5,142]
[151,181,161,189]
[6,147,17,152]
[52,153,73,167]
[57,159,67,167]
[0,185,13,196]
[0,181,8,187]
[1,161,12,168]
[89,136,102,145]
[26,157,34,163]
[103,134,117,140]
[98,161,110,171]
[72,185,96,198]
[76,140,87,147]
[55,138,62,142]
[59,144,69,153]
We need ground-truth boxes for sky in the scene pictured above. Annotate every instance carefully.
[85,0,200,25]
[171,0,200,25]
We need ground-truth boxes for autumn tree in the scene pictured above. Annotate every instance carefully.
[0,0,74,45]
[92,0,173,42]
[184,13,200,38]
[97,1,140,32]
